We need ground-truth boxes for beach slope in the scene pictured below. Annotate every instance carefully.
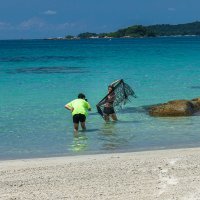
[1,148,200,200]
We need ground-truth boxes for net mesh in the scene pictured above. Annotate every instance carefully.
[96,79,136,117]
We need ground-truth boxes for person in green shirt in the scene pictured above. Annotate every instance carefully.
[65,93,91,132]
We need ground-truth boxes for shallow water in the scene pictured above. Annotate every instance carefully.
[0,37,200,159]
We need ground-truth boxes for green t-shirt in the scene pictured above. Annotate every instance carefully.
[67,99,91,116]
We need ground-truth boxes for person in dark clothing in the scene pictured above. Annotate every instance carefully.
[103,85,118,122]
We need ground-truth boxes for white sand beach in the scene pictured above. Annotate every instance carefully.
[1,148,200,200]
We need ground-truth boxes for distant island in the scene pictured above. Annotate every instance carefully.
[47,21,200,40]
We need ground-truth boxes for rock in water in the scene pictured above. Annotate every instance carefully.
[149,99,198,117]
[191,98,200,112]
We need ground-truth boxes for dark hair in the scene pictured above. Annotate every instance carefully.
[78,93,86,99]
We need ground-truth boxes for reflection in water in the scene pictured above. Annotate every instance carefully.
[101,122,117,136]
[99,122,129,150]
[194,111,200,116]
[117,120,141,124]
[69,132,88,152]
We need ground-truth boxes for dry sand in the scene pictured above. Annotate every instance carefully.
[1,148,200,200]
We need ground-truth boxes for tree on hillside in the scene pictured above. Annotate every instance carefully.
[78,32,97,38]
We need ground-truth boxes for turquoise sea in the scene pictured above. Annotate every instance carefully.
[0,37,200,159]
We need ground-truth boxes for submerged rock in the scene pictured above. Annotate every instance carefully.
[149,97,200,117]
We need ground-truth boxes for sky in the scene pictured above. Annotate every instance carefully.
[0,0,200,39]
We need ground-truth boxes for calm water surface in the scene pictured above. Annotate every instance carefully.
[0,37,200,159]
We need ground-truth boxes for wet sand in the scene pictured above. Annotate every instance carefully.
[1,147,200,200]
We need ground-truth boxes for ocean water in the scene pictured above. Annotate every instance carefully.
[0,37,200,159]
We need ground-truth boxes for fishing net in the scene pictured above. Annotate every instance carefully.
[96,79,136,117]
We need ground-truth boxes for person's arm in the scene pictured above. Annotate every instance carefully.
[65,104,74,112]
[87,102,91,111]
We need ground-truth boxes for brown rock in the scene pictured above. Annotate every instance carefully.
[191,97,200,111]
[149,100,195,117]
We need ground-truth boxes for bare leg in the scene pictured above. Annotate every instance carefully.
[104,114,110,122]
[80,122,86,131]
[111,113,118,121]
[74,123,79,132]
[73,131,79,137]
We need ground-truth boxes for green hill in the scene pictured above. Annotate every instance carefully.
[147,21,200,36]
[75,21,200,39]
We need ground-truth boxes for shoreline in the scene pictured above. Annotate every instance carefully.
[1,147,200,199]
[1,143,199,161]
[0,35,199,41]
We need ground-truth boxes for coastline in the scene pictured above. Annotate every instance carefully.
[1,147,200,199]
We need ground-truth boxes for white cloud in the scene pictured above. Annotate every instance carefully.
[56,22,76,29]
[168,8,176,12]
[43,10,57,15]
[0,18,85,37]
[8,18,77,31]
[19,18,46,30]
[17,18,79,32]
[0,22,12,30]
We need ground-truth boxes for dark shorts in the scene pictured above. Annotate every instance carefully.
[73,114,86,124]
[103,107,115,115]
